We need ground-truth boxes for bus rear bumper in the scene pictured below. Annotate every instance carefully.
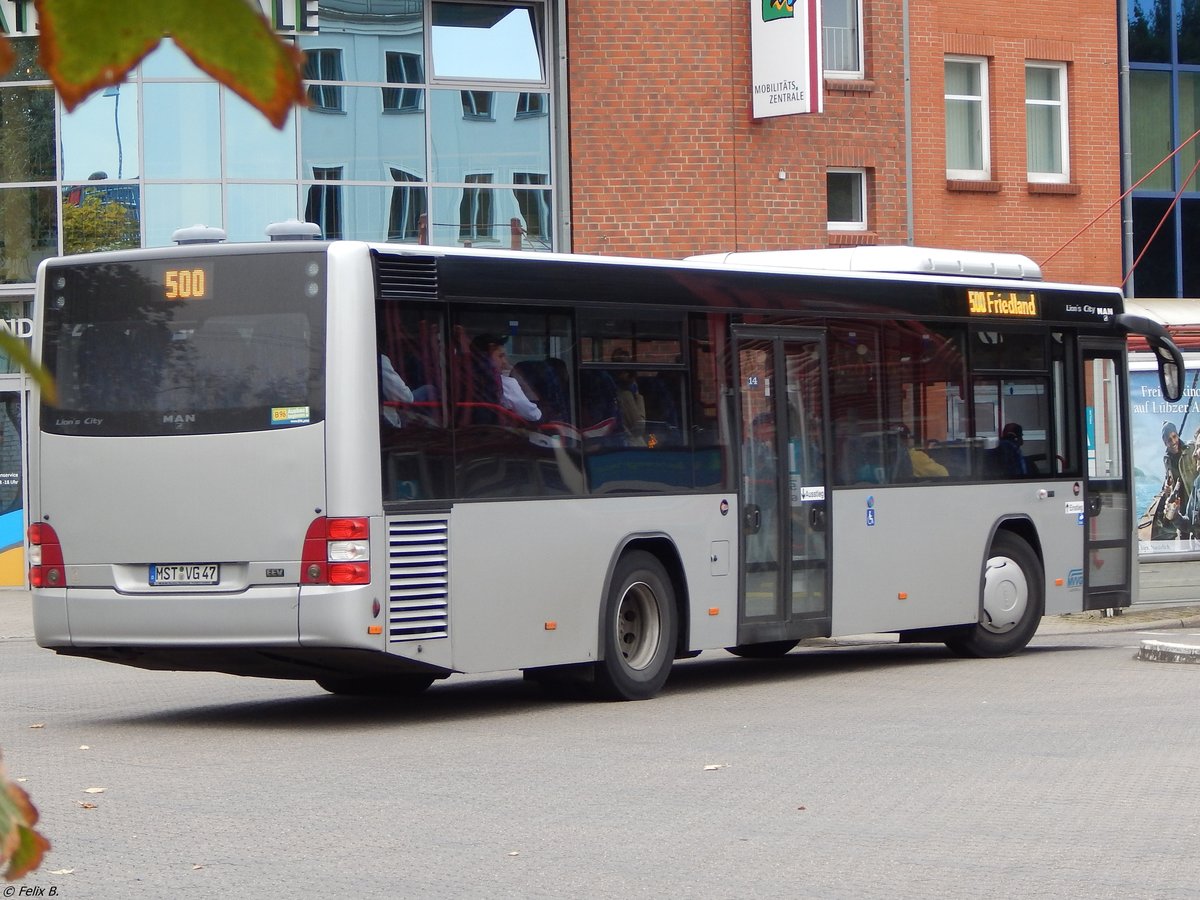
[31,586,448,681]
[36,585,304,648]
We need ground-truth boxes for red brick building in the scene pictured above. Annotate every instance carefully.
[567,1,1121,286]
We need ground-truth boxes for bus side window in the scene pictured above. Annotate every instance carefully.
[578,311,699,492]
[829,325,883,486]
[379,304,452,501]
[449,309,580,499]
[973,376,1050,479]
[881,324,967,482]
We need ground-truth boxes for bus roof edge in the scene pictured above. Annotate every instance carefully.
[685,246,1043,282]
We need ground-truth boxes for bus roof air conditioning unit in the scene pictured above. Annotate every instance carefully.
[266,219,322,241]
[171,224,227,245]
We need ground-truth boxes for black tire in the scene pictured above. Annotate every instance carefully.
[594,550,678,701]
[316,674,436,697]
[945,531,1044,658]
[725,640,799,658]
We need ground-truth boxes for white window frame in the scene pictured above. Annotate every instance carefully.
[945,55,990,181]
[429,1,549,87]
[826,167,867,231]
[822,0,863,79]
[1026,61,1070,184]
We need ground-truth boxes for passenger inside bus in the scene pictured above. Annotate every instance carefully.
[612,349,647,446]
[470,333,542,423]
[897,425,949,478]
[379,353,413,427]
[995,422,1037,477]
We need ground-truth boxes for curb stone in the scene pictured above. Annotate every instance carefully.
[1137,640,1200,664]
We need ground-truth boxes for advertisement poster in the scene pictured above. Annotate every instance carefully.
[1130,358,1200,557]
[0,392,22,584]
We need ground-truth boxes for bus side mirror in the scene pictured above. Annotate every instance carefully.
[1118,312,1185,403]
[1152,338,1185,403]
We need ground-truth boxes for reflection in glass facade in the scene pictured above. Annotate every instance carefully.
[0,187,56,285]
[1127,0,1200,295]
[0,0,557,296]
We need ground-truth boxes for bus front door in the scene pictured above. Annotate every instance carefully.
[1081,343,1133,609]
[735,330,831,643]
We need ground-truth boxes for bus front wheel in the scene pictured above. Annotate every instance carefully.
[594,550,678,701]
[945,531,1044,658]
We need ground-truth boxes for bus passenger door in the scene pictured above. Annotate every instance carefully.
[735,330,831,642]
[1081,343,1132,610]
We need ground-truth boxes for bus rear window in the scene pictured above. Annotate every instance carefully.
[40,251,326,436]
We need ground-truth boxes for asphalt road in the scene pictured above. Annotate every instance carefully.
[2,590,1199,899]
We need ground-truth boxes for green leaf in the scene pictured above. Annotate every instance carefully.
[0,333,55,406]
[32,0,306,128]
[0,754,50,882]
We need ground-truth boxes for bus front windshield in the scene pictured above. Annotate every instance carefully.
[40,250,327,437]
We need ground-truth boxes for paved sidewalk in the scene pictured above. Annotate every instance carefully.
[1039,603,1200,636]
[0,589,32,639]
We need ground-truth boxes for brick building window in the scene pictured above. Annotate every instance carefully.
[1026,62,1069,183]
[823,0,862,78]
[945,56,990,180]
[827,168,867,230]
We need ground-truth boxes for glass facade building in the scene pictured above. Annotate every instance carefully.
[0,0,559,319]
[0,0,560,585]
[1128,0,1200,296]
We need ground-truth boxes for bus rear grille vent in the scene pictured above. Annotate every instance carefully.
[387,516,449,642]
[374,254,439,301]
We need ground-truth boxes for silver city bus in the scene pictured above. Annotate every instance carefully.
[27,236,1184,700]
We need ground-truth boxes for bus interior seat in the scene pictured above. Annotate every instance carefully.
[514,358,571,425]
[579,371,620,443]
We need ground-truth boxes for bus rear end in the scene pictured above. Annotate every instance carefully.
[28,242,396,679]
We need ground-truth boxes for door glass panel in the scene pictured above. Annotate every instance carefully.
[1086,357,1124,481]
[739,334,829,624]
[1084,353,1130,593]
[739,338,781,619]
[784,341,826,616]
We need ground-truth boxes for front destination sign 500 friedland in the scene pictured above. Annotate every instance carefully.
[967,289,1039,318]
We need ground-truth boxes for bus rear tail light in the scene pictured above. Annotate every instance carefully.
[302,517,370,586]
[28,523,66,588]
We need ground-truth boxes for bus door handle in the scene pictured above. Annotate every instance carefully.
[1086,495,1104,518]
[810,504,827,532]
[744,504,762,534]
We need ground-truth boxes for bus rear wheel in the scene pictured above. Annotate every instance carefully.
[594,550,678,701]
[945,531,1044,658]
[316,674,436,697]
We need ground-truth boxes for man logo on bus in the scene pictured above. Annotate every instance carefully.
[763,0,794,21]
